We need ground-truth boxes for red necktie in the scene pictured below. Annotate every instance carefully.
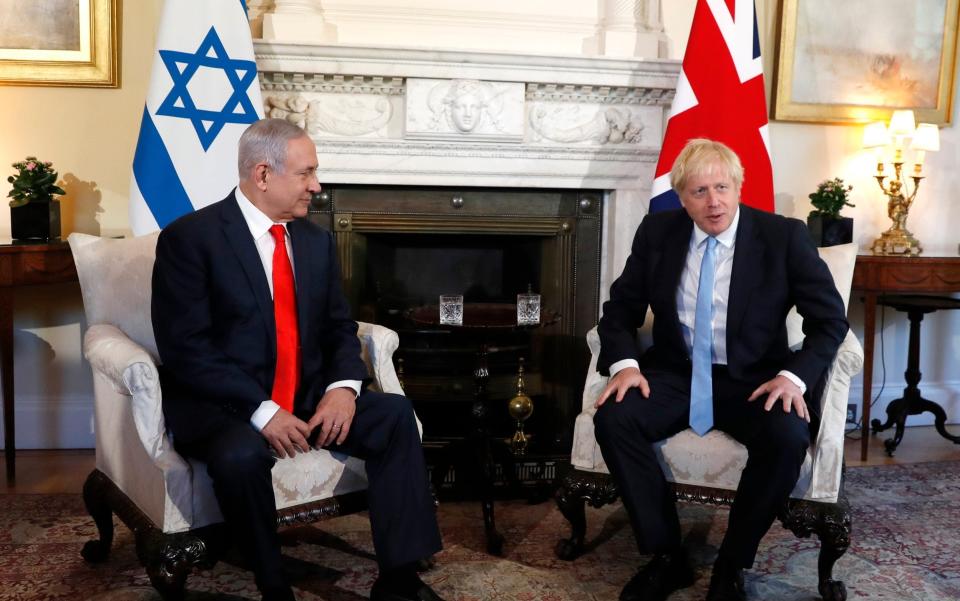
[269,225,299,413]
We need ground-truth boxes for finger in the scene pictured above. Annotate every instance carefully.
[638,375,650,398]
[748,384,766,402]
[294,419,311,437]
[763,393,778,412]
[336,420,351,445]
[269,438,288,459]
[306,413,323,431]
[796,398,810,422]
[279,435,297,458]
[595,383,614,408]
[616,382,628,402]
[290,429,310,454]
[321,424,335,447]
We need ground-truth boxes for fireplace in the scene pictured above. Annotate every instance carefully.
[309,184,601,460]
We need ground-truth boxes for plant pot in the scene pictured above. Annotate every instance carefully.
[10,200,61,241]
[807,215,852,247]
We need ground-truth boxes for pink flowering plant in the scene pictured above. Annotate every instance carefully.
[7,156,65,208]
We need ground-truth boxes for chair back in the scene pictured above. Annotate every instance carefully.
[67,233,161,360]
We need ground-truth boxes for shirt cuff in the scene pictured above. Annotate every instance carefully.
[777,370,807,394]
[609,359,640,377]
[250,400,281,432]
[326,380,361,397]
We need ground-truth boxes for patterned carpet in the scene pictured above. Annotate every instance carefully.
[1,461,959,600]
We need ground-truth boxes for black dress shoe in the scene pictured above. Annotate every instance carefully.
[705,556,746,601]
[369,576,445,601]
[620,549,694,601]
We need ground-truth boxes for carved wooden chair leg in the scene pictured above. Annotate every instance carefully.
[554,477,588,560]
[779,493,851,601]
[135,529,218,601]
[814,494,851,601]
[80,469,114,563]
[554,464,620,560]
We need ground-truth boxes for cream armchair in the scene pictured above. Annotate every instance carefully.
[68,232,408,600]
[555,243,863,601]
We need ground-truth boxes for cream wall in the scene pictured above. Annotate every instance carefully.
[1,0,957,449]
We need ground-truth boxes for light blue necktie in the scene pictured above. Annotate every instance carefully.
[689,237,717,436]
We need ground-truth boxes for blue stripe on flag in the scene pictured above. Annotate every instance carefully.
[649,189,681,213]
[241,0,248,16]
[132,107,195,229]
[752,8,761,60]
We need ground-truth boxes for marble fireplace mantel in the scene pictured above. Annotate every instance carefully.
[253,41,681,298]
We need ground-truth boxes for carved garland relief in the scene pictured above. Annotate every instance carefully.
[263,76,659,146]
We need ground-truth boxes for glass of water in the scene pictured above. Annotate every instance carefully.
[516,292,541,325]
[439,294,464,325]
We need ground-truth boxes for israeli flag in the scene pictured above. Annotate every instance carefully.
[129,0,263,235]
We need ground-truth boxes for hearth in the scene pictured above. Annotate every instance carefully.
[310,185,601,464]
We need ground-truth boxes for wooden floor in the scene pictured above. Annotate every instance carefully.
[1,425,958,495]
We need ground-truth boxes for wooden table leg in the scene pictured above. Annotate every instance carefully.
[0,287,14,482]
[860,293,877,462]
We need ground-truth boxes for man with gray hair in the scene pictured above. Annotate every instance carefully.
[152,118,444,601]
[594,139,848,601]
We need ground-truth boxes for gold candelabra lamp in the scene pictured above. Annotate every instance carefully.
[862,110,940,256]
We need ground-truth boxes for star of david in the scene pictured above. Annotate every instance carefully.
[156,27,260,151]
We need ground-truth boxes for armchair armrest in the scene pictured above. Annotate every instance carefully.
[356,321,405,395]
[84,324,169,462]
[807,329,864,500]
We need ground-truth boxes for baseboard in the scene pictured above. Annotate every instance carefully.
[0,393,94,449]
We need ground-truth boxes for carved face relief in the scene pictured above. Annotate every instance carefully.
[451,92,482,132]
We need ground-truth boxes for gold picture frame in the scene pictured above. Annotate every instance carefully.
[0,0,119,88]
[773,0,959,125]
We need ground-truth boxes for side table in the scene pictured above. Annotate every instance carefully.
[0,240,78,481]
[852,253,960,460]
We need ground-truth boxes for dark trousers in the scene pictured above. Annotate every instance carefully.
[176,390,442,593]
[593,366,810,569]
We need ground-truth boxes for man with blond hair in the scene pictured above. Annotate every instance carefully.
[594,139,848,601]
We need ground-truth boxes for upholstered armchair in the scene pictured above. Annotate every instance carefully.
[68,232,409,600]
[555,243,863,601]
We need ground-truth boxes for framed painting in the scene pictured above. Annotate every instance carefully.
[773,0,959,125]
[0,0,119,88]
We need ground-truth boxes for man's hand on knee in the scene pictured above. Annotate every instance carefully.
[596,366,650,408]
[748,375,810,423]
[307,387,357,447]
[262,411,312,458]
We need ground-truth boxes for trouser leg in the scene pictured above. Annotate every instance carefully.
[592,369,691,554]
[713,373,811,568]
[330,390,442,569]
[177,420,284,593]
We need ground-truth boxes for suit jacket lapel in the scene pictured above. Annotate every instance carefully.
[220,192,277,350]
[288,219,313,339]
[727,205,764,343]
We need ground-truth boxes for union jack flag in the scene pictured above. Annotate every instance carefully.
[650,0,773,213]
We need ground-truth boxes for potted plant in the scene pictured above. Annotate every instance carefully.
[6,156,64,241]
[807,177,854,247]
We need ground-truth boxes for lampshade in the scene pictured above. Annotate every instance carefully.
[911,123,940,152]
[888,110,916,136]
[862,121,890,148]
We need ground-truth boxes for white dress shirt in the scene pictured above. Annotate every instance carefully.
[609,207,805,393]
[235,188,362,431]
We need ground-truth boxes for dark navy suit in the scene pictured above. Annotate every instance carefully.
[152,192,441,592]
[594,205,848,567]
